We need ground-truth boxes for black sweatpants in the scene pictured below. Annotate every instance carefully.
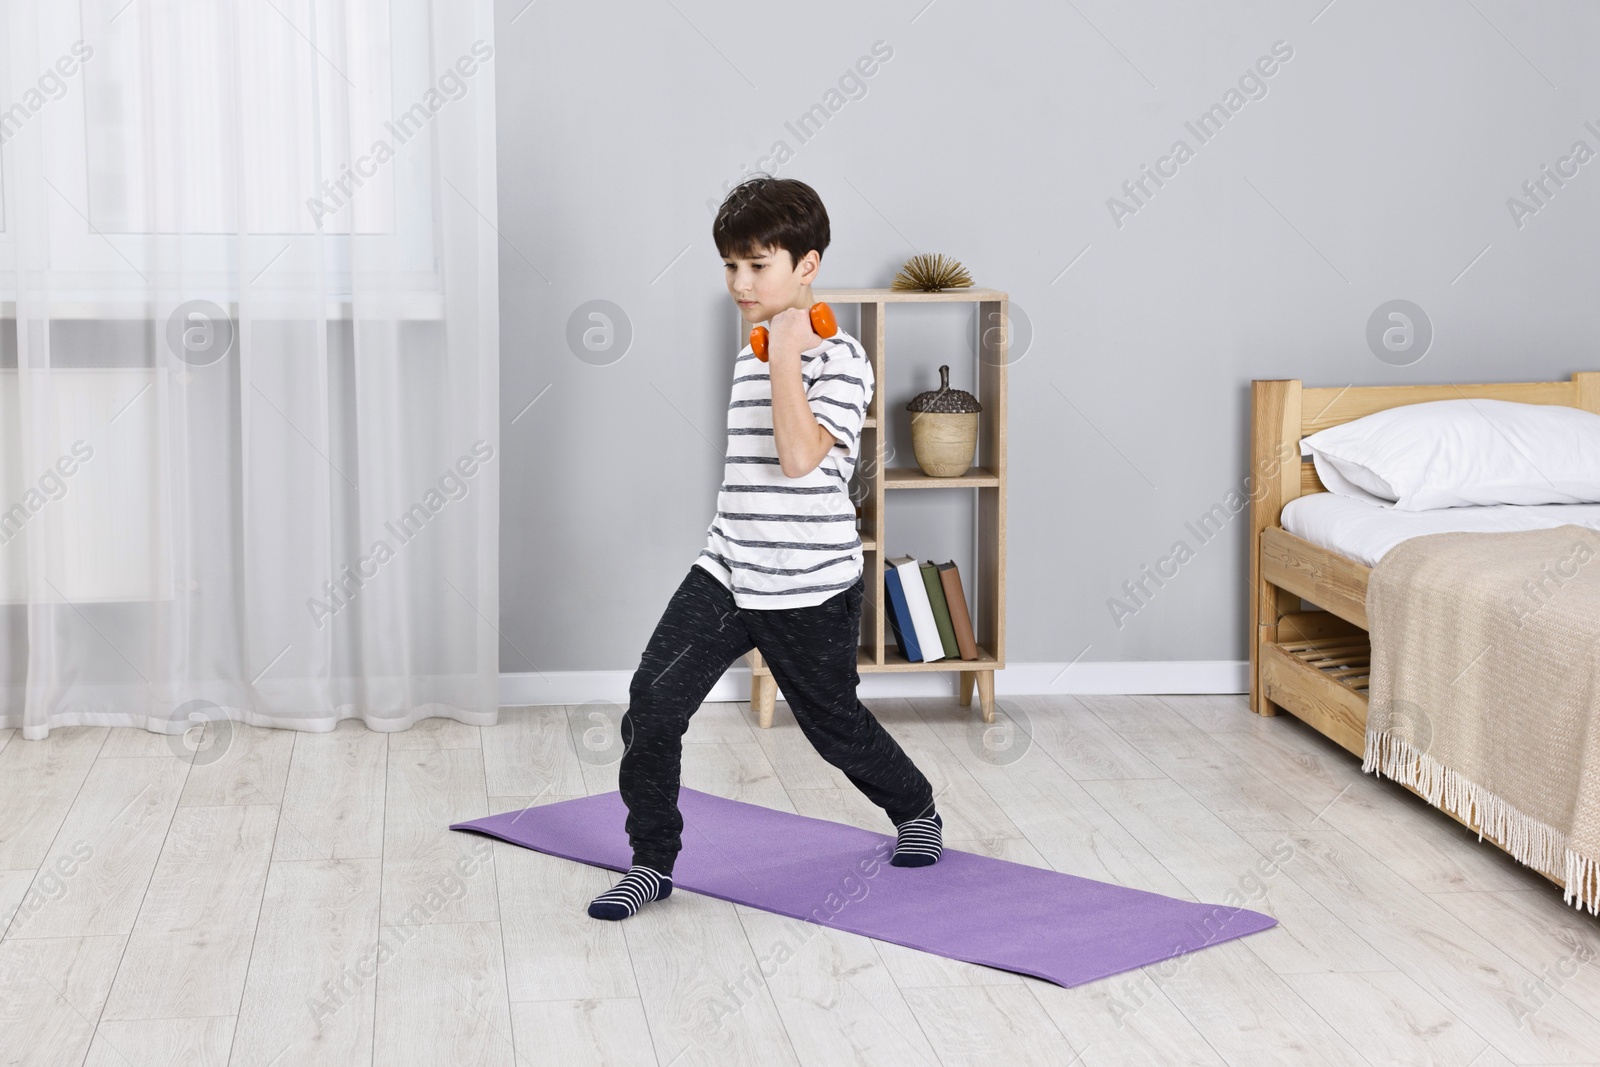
[618,564,936,876]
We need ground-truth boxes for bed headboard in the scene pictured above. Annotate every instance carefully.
[1250,373,1600,528]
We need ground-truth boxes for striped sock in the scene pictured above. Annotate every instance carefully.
[587,864,673,920]
[890,811,943,867]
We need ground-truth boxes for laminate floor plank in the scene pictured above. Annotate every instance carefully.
[751,703,858,792]
[682,701,758,746]
[380,747,498,928]
[906,694,1196,897]
[1187,701,1566,895]
[734,907,943,1066]
[1152,940,1372,1067]
[0,934,126,1067]
[372,920,516,1066]
[679,740,795,814]
[1160,693,1273,737]
[384,716,480,752]
[1029,974,1230,1067]
[483,706,586,800]
[0,727,108,871]
[571,704,626,798]
[8,756,189,939]
[101,804,279,1021]
[1164,698,1360,817]
[621,889,800,1067]
[860,697,1027,846]
[99,727,179,759]
[1241,826,1600,1063]
[897,983,1084,1066]
[1427,889,1600,1027]
[1085,695,1328,834]
[510,999,658,1067]
[273,719,387,863]
[985,693,1166,782]
[1081,777,1393,976]
[178,724,296,809]
[84,1016,237,1065]
[493,794,638,1004]
[229,857,382,1067]
[786,784,896,835]
[0,696,1587,1066]
[1317,775,1546,897]
[1283,970,1491,1067]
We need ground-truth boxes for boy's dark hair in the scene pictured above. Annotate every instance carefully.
[712,176,830,268]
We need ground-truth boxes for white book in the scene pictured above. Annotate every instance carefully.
[888,555,944,661]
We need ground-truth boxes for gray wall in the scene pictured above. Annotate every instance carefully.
[495,0,1600,676]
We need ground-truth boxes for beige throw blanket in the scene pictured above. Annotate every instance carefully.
[1364,524,1600,914]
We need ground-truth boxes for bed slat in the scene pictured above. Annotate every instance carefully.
[1260,640,1367,755]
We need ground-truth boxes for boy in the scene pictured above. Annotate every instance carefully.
[588,177,942,921]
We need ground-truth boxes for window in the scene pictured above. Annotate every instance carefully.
[1,0,454,307]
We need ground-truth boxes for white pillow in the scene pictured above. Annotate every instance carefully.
[1303,450,1397,506]
[1299,398,1600,511]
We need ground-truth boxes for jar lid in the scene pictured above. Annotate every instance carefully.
[907,365,982,413]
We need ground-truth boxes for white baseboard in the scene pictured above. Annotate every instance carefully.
[498,660,1248,708]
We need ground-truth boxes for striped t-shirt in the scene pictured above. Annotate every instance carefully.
[694,327,874,609]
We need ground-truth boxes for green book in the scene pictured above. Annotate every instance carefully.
[919,561,960,660]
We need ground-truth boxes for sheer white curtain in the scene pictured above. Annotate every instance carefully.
[0,0,500,740]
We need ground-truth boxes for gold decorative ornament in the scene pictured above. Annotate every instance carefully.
[891,253,974,292]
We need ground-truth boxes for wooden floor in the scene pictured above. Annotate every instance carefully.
[2,694,1598,1066]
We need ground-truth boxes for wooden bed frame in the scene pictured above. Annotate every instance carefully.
[1249,374,1600,882]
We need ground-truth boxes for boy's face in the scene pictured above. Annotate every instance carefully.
[724,244,819,325]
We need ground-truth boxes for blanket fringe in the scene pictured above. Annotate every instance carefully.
[1363,730,1600,916]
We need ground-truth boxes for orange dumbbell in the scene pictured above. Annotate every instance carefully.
[750,302,838,362]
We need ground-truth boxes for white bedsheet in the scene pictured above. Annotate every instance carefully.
[1279,494,1600,567]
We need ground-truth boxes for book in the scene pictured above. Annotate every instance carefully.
[920,561,961,659]
[889,555,944,661]
[937,560,980,660]
[882,561,919,661]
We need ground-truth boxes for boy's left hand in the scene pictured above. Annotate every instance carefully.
[767,306,823,371]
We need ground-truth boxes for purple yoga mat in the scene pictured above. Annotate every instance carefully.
[450,787,1276,988]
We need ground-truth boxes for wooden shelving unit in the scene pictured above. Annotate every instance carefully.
[748,287,1008,728]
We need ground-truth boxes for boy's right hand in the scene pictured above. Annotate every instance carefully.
[768,306,823,365]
